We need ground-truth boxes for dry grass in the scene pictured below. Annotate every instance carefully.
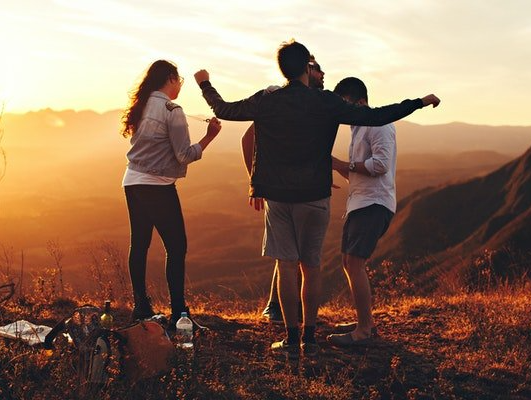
[1,283,530,400]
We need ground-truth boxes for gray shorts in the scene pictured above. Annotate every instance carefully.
[341,204,394,259]
[262,198,330,267]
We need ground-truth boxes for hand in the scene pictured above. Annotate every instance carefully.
[421,94,441,108]
[332,183,341,189]
[332,156,347,171]
[332,157,349,180]
[206,117,221,138]
[249,197,264,211]
[194,69,210,85]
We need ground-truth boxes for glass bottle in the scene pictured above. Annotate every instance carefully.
[100,300,114,329]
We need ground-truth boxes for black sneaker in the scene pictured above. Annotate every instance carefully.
[262,302,284,325]
[131,297,155,321]
[301,341,320,357]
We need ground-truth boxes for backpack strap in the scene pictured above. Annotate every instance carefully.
[43,303,101,349]
[43,316,69,349]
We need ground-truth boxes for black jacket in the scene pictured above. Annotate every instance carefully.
[200,80,423,202]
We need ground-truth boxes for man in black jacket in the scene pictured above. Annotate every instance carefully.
[195,40,439,359]
[241,54,326,326]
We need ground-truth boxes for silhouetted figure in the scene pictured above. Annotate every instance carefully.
[121,60,221,331]
[328,77,397,347]
[241,55,326,325]
[195,40,439,359]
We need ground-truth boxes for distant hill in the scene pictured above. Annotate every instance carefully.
[1,109,530,296]
[374,145,531,291]
[4,109,531,157]
[333,120,531,157]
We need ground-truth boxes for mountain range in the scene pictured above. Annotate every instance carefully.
[373,145,531,291]
[1,109,530,296]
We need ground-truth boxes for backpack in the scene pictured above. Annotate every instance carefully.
[114,319,176,380]
[44,306,176,389]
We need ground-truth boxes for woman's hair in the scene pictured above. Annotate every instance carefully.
[121,60,179,137]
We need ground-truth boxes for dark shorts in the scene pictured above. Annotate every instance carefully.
[341,204,394,259]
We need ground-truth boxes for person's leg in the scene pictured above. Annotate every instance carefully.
[263,263,301,323]
[300,262,320,343]
[328,205,394,346]
[271,258,301,359]
[276,259,300,343]
[331,254,358,332]
[125,185,155,318]
[344,254,374,338]
[262,265,283,323]
[293,198,330,337]
[262,200,302,357]
[262,200,298,324]
[268,266,279,303]
[151,185,187,318]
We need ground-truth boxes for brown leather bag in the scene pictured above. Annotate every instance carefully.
[115,320,175,380]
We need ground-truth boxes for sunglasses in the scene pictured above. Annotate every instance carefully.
[308,61,322,73]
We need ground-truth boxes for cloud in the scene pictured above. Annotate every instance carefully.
[2,0,531,124]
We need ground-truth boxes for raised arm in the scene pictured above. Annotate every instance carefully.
[195,70,262,121]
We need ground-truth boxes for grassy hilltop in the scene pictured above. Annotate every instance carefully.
[1,278,530,399]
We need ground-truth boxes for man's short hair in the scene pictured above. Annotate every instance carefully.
[333,77,368,103]
[277,40,311,80]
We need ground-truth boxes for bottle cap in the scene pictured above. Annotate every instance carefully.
[180,311,187,317]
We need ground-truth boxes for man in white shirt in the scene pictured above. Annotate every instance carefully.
[327,77,397,347]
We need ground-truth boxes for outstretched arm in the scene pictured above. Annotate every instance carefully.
[329,91,440,127]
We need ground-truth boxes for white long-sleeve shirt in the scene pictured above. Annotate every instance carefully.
[347,123,397,214]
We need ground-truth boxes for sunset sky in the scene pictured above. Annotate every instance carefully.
[1,0,530,126]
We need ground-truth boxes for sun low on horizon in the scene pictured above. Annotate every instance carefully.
[1,0,531,126]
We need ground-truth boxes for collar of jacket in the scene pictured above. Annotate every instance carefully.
[285,80,307,88]
[151,91,170,101]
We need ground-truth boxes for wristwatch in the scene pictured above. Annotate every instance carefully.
[349,162,356,172]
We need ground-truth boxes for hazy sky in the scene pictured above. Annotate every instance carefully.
[1,0,530,125]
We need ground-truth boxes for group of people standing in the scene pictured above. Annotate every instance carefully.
[120,40,440,359]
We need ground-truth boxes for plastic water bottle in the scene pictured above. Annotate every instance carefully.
[175,312,193,349]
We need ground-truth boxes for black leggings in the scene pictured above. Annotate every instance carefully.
[125,184,187,313]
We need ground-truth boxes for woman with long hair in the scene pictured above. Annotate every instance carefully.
[121,60,221,329]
